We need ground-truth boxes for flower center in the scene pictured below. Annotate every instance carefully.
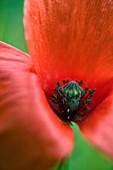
[50,79,96,123]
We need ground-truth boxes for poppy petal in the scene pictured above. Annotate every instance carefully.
[78,92,113,159]
[23,0,113,91]
[0,41,73,170]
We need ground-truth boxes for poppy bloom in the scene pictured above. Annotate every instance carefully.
[23,0,113,160]
[0,0,113,170]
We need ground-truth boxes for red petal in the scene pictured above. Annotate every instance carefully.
[78,93,113,159]
[0,41,73,170]
[24,0,113,159]
[24,0,113,89]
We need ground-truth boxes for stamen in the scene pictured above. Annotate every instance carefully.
[50,79,96,123]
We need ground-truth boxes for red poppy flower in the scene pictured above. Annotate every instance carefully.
[23,0,113,160]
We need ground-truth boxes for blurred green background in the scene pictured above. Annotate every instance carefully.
[0,0,27,52]
[0,0,113,170]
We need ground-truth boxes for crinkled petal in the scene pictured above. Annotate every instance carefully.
[23,0,113,91]
[0,41,73,170]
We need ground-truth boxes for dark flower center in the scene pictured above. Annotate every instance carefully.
[50,79,96,123]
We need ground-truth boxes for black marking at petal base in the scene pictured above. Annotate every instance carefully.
[50,79,96,123]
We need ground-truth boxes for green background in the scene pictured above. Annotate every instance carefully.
[0,0,113,170]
